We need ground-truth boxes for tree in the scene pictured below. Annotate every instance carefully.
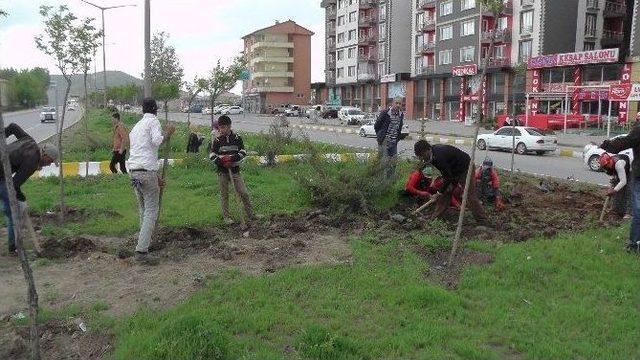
[35,5,80,222]
[200,57,247,126]
[509,62,526,176]
[148,32,184,121]
[71,16,101,177]
[448,0,504,265]
[184,77,207,128]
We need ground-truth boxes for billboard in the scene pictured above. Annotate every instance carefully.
[528,48,619,69]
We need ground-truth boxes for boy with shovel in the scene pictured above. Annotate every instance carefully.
[209,115,255,225]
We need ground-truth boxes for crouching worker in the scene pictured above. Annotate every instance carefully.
[405,167,462,209]
[1,124,58,255]
[475,158,505,210]
[414,140,487,222]
[599,153,632,219]
[209,115,255,225]
[186,125,204,153]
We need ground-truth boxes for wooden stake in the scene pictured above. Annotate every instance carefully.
[599,196,610,222]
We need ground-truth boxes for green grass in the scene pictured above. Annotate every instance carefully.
[61,109,354,162]
[113,226,640,359]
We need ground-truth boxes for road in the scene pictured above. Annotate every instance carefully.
[168,112,609,186]
[3,107,83,143]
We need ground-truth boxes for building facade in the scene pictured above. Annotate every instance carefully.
[242,20,313,113]
[321,0,637,122]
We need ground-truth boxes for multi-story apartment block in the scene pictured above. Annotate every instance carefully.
[242,20,313,114]
[322,0,639,122]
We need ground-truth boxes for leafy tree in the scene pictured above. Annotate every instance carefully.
[148,32,184,121]
[35,5,80,222]
[509,62,527,176]
[449,0,504,265]
[7,72,44,108]
[184,77,207,128]
[200,57,247,126]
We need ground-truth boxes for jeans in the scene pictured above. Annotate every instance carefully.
[109,150,127,174]
[630,177,640,246]
[378,141,398,178]
[218,171,254,220]
[0,182,16,252]
[130,171,160,253]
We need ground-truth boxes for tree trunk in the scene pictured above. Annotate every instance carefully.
[58,77,72,223]
[210,95,215,127]
[0,94,41,359]
[83,72,89,178]
[164,100,168,123]
[448,14,499,266]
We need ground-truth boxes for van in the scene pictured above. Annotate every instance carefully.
[338,107,365,125]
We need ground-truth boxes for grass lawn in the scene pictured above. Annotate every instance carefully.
[113,225,640,359]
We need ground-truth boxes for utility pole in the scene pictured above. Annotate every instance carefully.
[144,0,151,97]
[80,1,136,108]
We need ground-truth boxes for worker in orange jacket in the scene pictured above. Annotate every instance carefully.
[405,168,462,209]
[475,158,505,210]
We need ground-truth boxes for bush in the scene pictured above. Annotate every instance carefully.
[253,119,293,166]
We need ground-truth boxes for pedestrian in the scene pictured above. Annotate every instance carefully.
[601,111,640,252]
[413,140,488,223]
[209,115,255,225]
[598,153,632,219]
[109,112,129,174]
[475,158,505,210]
[374,96,404,177]
[127,98,175,265]
[1,124,58,255]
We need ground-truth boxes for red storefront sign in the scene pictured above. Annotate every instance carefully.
[452,64,478,77]
[528,48,619,69]
[619,63,633,123]
[530,69,540,114]
[481,75,487,117]
[458,77,465,120]
[609,83,632,101]
[576,90,609,101]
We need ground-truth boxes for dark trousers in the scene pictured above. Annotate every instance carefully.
[433,165,487,222]
[110,150,127,174]
[0,181,15,252]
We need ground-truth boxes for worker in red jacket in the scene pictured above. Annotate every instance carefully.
[405,168,462,209]
[475,158,505,210]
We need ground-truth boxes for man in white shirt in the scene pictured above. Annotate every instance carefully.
[128,98,175,265]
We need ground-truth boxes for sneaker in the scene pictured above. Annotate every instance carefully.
[223,218,235,225]
[134,251,159,266]
[625,243,640,253]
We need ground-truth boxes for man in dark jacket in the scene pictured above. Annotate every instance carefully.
[375,96,404,177]
[414,140,487,222]
[601,112,640,251]
[209,115,255,224]
[1,123,59,254]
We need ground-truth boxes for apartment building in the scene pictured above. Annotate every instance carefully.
[242,20,313,113]
[321,0,412,111]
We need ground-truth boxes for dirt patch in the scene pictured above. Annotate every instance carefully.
[32,206,121,228]
[415,246,494,289]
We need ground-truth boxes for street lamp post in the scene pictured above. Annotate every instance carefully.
[144,0,151,97]
[80,0,136,108]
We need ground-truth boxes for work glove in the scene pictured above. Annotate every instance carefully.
[604,188,616,197]
[221,155,233,168]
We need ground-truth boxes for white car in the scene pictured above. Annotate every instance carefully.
[339,107,366,125]
[359,120,409,140]
[214,105,231,114]
[285,105,301,117]
[40,106,57,123]
[221,106,244,115]
[476,126,558,155]
[202,107,212,115]
[582,134,634,171]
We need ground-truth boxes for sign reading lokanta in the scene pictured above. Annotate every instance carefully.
[452,64,477,77]
[609,83,640,102]
[528,48,619,69]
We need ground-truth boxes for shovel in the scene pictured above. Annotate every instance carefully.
[412,194,440,215]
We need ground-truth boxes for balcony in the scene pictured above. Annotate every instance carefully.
[418,0,436,9]
[252,71,294,79]
[481,28,512,43]
[358,15,377,28]
[250,41,294,52]
[327,41,336,51]
[327,23,336,33]
[325,71,336,85]
[250,56,294,66]
[357,52,377,63]
[601,30,624,47]
[359,0,377,9]
[326,8,337,18]
[326,57,336,69]
[603,1,625,17]
[421,42,436,54]
[357,71,378,82]
[252,85,294,93]
[321,0,336,7]
[421,17,436,32]
[521,0,534,7]
[482,57,511,68]
[586,0,600,10]
[421,66,435,76]
[358,33,379,45]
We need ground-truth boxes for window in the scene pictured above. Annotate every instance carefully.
[415,57,423,72]
[337,50,344,60]
[495,45,506,58]
[439,49,452,65]
[440,0,453,16]
[460,46,475,62]
[520,10,533,34]
[519,40,532,61]
[379,23,386,37]
[496,128,511,136]
[461,20,475,36]
[349,11,357,22]
[416,12,424,31]
[378,62,385,76]
[348,47,356,58]
[584,42,595,51]
[338,32,345,43]
[348,30,356,41]
[497,17,508,30]
[338,0,344,9]
[337,67,344,78]
[379,6,386,20]
[461,0,476,10]
[379,45,385,59]
[415,35,424,52]
[440,25,453,40]
[338,15,345,26]
[585,14,597,37]
[348,66,356,77]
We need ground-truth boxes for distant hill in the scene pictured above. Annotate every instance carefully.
[47,71,143,104]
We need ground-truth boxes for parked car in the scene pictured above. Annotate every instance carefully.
[359,120,409,139]
[188,104,203,113]
[476,126,558,155]
[40,107,57,123]
[338,107,366,125]
[214,104,231,114]
[582,134,634,171]
[221,106,244,115]
[284,105,301,117]
[202,107,212,115]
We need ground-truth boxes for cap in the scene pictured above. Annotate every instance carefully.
[599,153,613,169]
[482,157,493,167]
[40,143,59,166]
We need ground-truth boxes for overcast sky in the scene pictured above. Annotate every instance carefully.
[0,0,326,93]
